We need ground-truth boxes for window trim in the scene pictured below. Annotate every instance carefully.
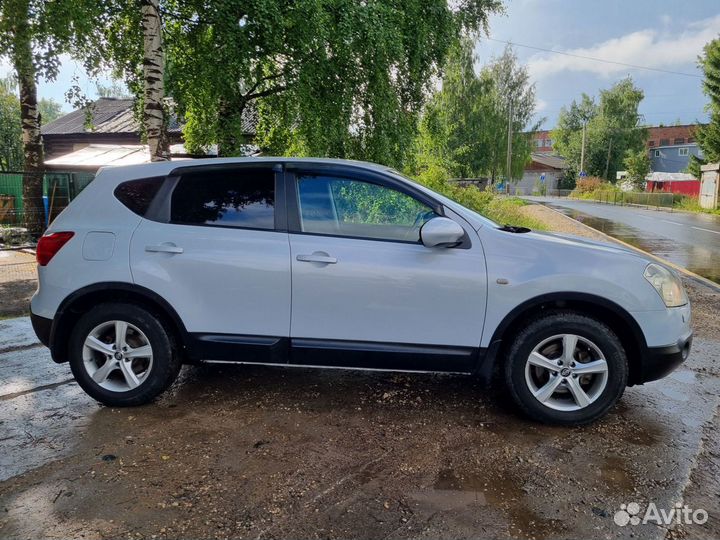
[284,166,452,245]
[678,147,689,157]
[654,149,661,157]
[145,163,285,232]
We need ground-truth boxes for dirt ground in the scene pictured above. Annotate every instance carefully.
[0,208,718,540]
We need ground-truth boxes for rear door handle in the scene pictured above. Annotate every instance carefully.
[145,244,184,254]
[296,253,337,264]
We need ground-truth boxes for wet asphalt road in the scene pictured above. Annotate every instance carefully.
[524,197,720,284]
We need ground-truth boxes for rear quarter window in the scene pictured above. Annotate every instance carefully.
[114,177,164,216]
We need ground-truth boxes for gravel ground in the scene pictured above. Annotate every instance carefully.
[0,208,718,540]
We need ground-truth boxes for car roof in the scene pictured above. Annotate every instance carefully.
[99,157,397,181]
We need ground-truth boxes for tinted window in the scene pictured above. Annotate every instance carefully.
[297,175,437,242]
[171,168,274,229]
[114,177,164,216]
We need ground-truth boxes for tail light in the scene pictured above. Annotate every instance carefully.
[37,232,75,266]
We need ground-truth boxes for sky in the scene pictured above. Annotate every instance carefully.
[477,0,719,129]
[1,0,718,131]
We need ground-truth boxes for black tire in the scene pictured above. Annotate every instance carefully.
[504,311,628,426]
[68,302,181,407]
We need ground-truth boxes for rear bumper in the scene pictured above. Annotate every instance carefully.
[639,334,692,384]
[31,311,52,348]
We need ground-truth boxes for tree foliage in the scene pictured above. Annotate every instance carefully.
[689,37,720,177]
[90,0,500,162]
[38,98,63,125]
[552,78,646,181]
[414,40,537,180]
[0,0,102,234]
[0,78,23,171]
[623,149,650,189]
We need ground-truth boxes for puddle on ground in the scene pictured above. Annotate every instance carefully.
[410,468,563,539]
[599,455,634,492]
[546,204,720,284]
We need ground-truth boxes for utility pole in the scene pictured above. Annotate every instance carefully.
[580,121,587,176]
[506,100,513,188]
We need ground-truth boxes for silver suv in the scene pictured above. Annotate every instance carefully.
[30,158,692,425]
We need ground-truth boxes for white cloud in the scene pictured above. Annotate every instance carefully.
[535,98,548,112]
[527,14,719,80]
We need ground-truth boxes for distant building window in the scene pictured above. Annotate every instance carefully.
[534,139,543,147]
[678,147,689,157]
[654,150,661,157]
[674,137,685,145]
[544,138,553,147]
[659,138,670,146]
[687,137,695,143]
[648,140,655,147]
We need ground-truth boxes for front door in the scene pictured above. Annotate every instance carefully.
[287,169,487,372]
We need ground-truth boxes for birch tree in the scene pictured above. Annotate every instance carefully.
[141,0,168,161]
[0,0,99,236]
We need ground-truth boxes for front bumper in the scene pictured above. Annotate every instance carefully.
[639,333,692,384]
[30,311,52,348]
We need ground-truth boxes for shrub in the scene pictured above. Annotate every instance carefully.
[574,176,603,193]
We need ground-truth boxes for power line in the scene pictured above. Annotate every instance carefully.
[486,38,703,79]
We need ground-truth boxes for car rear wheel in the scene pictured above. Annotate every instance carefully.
[504,311,628,425]
[69,303,181,406]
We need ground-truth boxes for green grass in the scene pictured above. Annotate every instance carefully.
[673,196,720,216]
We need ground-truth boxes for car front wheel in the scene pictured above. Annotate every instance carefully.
[68,303,181,406]
[504,311,628,425]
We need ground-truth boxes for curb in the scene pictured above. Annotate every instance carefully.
[530,201,720,294]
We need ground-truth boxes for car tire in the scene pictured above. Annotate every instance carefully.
[68,303,181,407]
[504,311,628,425]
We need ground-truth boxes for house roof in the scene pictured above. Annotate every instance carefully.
[530,153,566,170]
[44,144,194,168]
[41,97,257,137]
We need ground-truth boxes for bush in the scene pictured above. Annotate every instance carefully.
[411,165,545,229]
[574,176,603,193]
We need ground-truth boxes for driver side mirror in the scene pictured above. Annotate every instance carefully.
[420,217,465,248]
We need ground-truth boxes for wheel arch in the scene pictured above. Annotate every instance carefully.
[478,292,648,386]
[49,282,190,364]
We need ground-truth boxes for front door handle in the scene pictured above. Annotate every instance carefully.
[145,244,184,254]
[296,253,337,264]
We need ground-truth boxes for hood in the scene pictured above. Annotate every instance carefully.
[519,230,645,258]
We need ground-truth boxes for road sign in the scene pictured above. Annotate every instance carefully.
[540,173,546,183]
[579,171,587,177]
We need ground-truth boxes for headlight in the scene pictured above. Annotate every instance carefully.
[643,263,688,307]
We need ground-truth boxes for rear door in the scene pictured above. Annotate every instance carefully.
[129,164,291,362]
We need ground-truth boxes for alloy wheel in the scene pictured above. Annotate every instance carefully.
[82,320,154,392]
[524,333,609,411]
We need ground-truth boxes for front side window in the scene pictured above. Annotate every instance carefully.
[171,168,275,229]
[296,175,437,242]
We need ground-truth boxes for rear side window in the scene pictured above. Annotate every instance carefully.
[114,177,164,216]
[170,168,275,229]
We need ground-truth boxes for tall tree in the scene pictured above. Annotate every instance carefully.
[415,41,537,181]
[0,0,99,235]
[416,38,498,179]
[158,0,502,162]
[689,37,720,178]
[141,0,169,161]
[485,44,538,182]
[553,78,646,181]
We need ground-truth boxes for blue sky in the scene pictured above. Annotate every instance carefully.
[478,0,719,129]
[1,0,718,131]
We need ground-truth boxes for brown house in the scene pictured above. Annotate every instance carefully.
[41,98,185,160]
